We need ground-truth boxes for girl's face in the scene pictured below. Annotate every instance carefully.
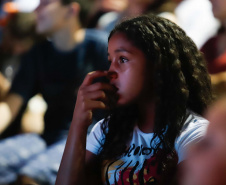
[107,32,152,106]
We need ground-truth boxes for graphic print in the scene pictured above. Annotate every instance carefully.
[103,144,177,185]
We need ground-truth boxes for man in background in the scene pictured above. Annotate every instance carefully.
[0,0,109,184]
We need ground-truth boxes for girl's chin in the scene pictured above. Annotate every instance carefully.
[116,97,126,106]
[116,99,133,107]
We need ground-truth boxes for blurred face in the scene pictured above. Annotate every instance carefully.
[97,0,128,12]
[181,100,226,185]
[35,0,69,34]
[210,0,226,21]
[107,32,153,106]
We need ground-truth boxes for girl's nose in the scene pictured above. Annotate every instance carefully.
[107,71,118,81]
[107,61,119,80]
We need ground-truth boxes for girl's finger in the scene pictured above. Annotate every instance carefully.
[84,99,106,110]
[84,90,107,101]
[82,71,108,86]
[82,82,117,94]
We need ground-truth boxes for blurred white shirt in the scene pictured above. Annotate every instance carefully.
[175,0,220,49]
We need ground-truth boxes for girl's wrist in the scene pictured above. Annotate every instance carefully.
[71,118,90,133]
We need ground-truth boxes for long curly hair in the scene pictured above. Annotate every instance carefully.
[99,15,212,162]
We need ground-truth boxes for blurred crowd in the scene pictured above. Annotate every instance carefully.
[0,0,225,184]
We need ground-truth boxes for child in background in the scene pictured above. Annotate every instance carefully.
[56,14,213,185]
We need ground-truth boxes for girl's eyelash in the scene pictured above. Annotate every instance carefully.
[108,57,128,64]
[119,57,128,63]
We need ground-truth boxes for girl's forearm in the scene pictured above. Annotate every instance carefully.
[55,122,88,185]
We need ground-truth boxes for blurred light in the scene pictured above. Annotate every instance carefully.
[3,0,40,13]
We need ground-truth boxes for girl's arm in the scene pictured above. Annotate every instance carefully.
[56,122,101,185]
[55,71,113,185]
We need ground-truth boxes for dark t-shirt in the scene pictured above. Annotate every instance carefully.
[10,29,109,145]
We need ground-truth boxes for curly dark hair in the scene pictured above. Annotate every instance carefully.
[99,15,212,163]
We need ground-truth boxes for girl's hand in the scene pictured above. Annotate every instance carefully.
[72,71,117,129]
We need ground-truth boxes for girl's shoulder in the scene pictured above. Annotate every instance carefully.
[182,110,209,131]
[86,119,105,155]
[88,119,106,137]
[175,110,209,163]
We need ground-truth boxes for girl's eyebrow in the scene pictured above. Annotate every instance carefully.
[108,48,131,56]
[115,48,130,53]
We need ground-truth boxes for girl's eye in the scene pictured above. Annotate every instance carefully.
[119,57,128,63]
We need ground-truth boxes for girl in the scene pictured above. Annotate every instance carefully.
[56,14,212,185]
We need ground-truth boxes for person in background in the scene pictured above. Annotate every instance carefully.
[56,14,212,185]
[0,3,43,137]
[0,1,39,99]
[97,0,181,33]
[0,72,10,100]
[0,0,109,184]
[181,97,226,185]
[0,12,39,87]
[175,0,220,49]
[201,0,226,98]
[86,0,128,28]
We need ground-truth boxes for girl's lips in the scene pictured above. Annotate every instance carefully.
[110,83,119,93]
[113,85,118,91]
[105,84,119,108]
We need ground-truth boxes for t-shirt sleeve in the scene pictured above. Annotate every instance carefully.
[86,119,105,155]
[174,113,209,163]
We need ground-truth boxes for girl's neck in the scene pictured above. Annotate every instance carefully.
[137,102,155,133]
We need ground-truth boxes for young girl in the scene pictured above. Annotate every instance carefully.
[56,15,212,185]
